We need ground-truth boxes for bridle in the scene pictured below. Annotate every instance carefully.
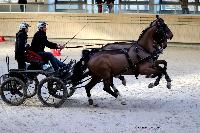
[152,20,170,55]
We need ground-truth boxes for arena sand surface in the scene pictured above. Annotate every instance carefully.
[0,41,200,133]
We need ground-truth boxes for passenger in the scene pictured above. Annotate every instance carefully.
[30,21,69,73]
[15,22,30,69]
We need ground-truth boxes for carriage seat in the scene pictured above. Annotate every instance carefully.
[24,50,49,70]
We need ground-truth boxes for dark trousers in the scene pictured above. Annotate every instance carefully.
[107,3,113,13]
[20,5,26,12]
[97,4,103,13]
[37,52,66,71]
[182,7,189,14]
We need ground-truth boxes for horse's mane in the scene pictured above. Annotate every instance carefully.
[102,41,134,48]
[137,26,153,42]
[93,49,125,56]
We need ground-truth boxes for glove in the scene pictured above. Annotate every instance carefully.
[25,44,30,50]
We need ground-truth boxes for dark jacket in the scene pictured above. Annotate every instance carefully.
[15,31,28,60]
[180,0,188,8]
[30,30,58,52]
[104,0,114,4]
[96,0,103,4]
[18,0,27,4]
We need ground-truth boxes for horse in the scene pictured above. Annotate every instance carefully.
[101,42,171,89]
[79,16,173,106]
[94,15,172,90]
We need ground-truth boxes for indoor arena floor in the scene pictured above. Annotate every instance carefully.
[0,41,200,133]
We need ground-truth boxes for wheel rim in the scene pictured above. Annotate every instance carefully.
[26,79,38,98]
[1,78,26,105]
[38,77,67,107]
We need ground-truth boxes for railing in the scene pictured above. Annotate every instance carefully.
[0,3,199,14]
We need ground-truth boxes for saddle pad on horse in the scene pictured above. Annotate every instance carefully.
[25,50,44,63]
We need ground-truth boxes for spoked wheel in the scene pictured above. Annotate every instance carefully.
[37,77,67,108]
[26,78,39,98]
[0,74,9,85]
[67,74,91,98]
[0,77,27,106]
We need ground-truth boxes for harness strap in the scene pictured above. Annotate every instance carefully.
[121,49,134,69]
[120,48,139,79]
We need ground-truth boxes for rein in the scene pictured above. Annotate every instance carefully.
[118,25,166,77]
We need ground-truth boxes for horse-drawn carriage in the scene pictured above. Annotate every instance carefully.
[0,15,173,108]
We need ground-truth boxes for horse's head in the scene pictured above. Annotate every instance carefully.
[151,15,173,50]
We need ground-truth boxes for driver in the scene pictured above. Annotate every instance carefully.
[30,21,69,73]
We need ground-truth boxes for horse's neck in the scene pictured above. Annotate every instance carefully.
[138,27,156,53]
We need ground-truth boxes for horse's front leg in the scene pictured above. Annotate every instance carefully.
[162,68,172,89]
[138,62,162,76]
[148,73,163,88]
[146,60,167,78]
[148,68,171,89]
[146,60,172,89]
[138,62,165,88]
[154,60,172,89]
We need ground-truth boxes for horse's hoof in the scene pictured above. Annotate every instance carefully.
[88,99,93,105]
[154,81,159,86]
[148,83,155,88]
[121,101,127,105]
[116,95,126,105]
[116,91,121,97]
[167,82,171,89]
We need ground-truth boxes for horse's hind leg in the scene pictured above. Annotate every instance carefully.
[103,78,126,105]
[103,78,118,98]
[115,75,126,86]
[110,76,121,96]
[85,77,100,105]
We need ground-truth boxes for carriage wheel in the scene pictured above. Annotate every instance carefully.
[26,78,39,98]
[49,80,75,98]
[0,77,27,106]
[37,77,67,108]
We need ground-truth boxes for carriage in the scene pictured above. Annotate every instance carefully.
[0,15,173,107]
[0,47,100,107]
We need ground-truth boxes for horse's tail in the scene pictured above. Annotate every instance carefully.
[81,48,100,64]
[71,48,99,85]
[81,49,91,64]
[71,60,85,85]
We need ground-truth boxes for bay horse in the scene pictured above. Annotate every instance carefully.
[81,16,173,105]
[102,42,172,91]
[101,15,172,90]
